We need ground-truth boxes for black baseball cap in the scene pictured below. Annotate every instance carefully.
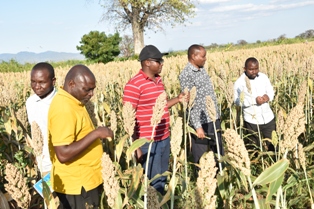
[139,45,168,61]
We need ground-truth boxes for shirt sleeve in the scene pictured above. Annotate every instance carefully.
[179,69,193,91]
[234,79,243,106]
[25,99,33,123]
[234,77,257,107]
[264,76,275,101]
[123,82,140,109]
[179,68,202,129]
[49,108,77,146]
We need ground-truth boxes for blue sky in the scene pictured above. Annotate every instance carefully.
[0,0,313,54]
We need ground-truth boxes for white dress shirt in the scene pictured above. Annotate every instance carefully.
[26,88,56,173]
[234,72,274,125]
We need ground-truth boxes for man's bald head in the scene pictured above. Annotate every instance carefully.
[64,64,96,105]
[188,44,205,60]
[64,64,95,86]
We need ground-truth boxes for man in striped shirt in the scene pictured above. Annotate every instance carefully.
[123,45,185,194]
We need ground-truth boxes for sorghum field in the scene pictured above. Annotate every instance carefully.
[0,42,314,209]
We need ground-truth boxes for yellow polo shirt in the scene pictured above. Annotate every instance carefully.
[48,88,103,194]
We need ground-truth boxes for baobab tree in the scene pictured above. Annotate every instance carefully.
[99,0,196,54]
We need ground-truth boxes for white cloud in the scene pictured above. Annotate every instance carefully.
[209,3,254,12]
[208,1,314,13]
[269,0,294,3]
[198,0,232,3]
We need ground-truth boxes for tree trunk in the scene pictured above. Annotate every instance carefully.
[132,22,144,54]
[131,8,144,55]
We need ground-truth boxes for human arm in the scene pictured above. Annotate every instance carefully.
[123,82,140,109]
[263,75,274,101]
[54,126,113,163]
[256,94,269,105]
[167,92,187,108]
[122,81,143,161]
[134,147,143,163]
[234,75,258,107]
[179,65,203,129]
[25,97,35,124]
[233,80,242,106]
[196,127,206,139]
[255,75,274,105]
[194,76,218,139]
[262,94,270,102]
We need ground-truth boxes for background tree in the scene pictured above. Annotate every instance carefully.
[77,31,121,64]
[276,34,287,44]
[296,29,314,39]
[237,39,248,45]
[277,34,286,41]
[208,43,219,49]
[119,35,134,58]
[99,0,196,54]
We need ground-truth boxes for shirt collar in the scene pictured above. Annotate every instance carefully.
[58,87,84,106]
[139,69,161,82]
[187,62,202,72]
[33,87,56,102]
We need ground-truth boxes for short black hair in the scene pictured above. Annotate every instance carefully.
[244,57,259,68]
[188,44,205,60]
[32,62,55,79]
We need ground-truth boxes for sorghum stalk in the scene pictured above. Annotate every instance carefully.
[245,76,264,170]
[170,117,183,209]
[205,96,223,175]
[144,92,167,209]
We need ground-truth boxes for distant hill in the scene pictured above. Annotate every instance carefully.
[0,51,85,64]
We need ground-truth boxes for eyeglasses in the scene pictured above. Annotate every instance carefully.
[148,59,164,65]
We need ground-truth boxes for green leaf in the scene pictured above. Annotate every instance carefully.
[253,159,289,186]
[42,181,57,209]
[102,102,111,114]
[217,173,226,199]
[236,167,249,191]
[266,174,284,203]
[149,171,171,184]
[283,174,298,190]
[187,125,196,136]
[187,125,211,140]
[126,138,152,163]
[129,183,144,208]
[304,143,314,152]
[127,165,143,199]
[308,78,313,92]
[115,134,128,163]
[114,191,123,209]
[221,119,226,130]
[159,174,175,207]
[258,198,271,209]
[3,118,12,136]
[223,157,248,191]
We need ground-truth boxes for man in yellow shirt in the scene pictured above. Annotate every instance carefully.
[48,64,113,208]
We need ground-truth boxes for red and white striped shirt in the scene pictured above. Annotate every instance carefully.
[123,70,170,141]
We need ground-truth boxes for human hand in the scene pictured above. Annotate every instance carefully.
[256,96,264,105]
[178,92,189,103]
[262,94,269,103]
[256,94,269,105]
[135,148,143,163]
[96,126,114,140]
[196,127,205,139]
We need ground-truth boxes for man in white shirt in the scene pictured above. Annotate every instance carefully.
[26,62,56,175]
[234,57,275,152]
